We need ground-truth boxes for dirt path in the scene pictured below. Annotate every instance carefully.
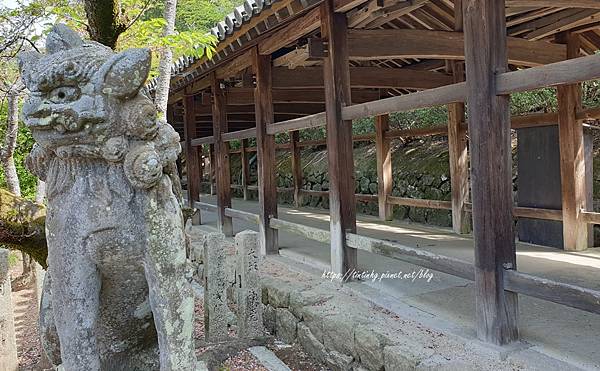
[9,257,45,370]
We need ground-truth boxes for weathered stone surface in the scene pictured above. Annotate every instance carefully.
[301,305,326,343]
[415,355,477,371]
[354,325,390,371]
[267,283,291,308]
[18,24,194,370]
[235,231,263,339]
[325,350,354,371]
[275,308,298,344]
[323,314,356,357]
[204,232,229,342]
[288,288,332,320]
[384,344,434,371]
[262,304,276,334]
[0,249,18,371]
[297,323,327,363]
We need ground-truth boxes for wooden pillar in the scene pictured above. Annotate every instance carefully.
[556,32,591,251]
[211,73,233,236]
[448,0,470,234]
[447,61,470,234]
[253,50,279,255]
[182,96,201,224]
[290,131,303,208]
[198,145,205,197]
[375,114,392,221]
[463,0,519,345]
[209,144,216,195]
[321,0,357,275]
[241,139,250,200]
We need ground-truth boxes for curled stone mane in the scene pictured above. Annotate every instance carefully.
[19,23,181,191]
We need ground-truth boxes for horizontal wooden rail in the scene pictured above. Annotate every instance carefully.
[503,270,600,315]
[224,208,260,224]
[346,233,600,315]
[301,189,329,196]
[191,136,215,146]
[497,53,600,94]
[269,217,330,244]
[299,189,377,202]
[345,233,474,281]
[222,128,257,142]
[193,201,218,212]
[267,112,327,135]
[581,211,600,224]
[342,82,466,121]
[513,206,563,221]
[387,196,452,210]
[356,194,378,202]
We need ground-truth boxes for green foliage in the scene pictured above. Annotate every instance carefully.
[8,251,20,267]
[510,88,557,115]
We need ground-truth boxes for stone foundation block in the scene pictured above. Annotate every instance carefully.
[354,325,391,371]
[384,343,435,371]
[323,314,356,356]
[275,308,298,344]
[262,304,276,334]
[297,323,327,363]
[325,350,354,371]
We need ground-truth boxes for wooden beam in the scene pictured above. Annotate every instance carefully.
[387,196,452,210]
[253,50,279,255]
[556,32,591,251]
[226,88,380,105]
[259,7,322,55]
[240,139,250,200]
[447,6,471,235]
[215,48,254,80]
[347,29,566,66]
[211,73,233,236]
[321,0,357,275]
[290,131,303,208]
[182,97,201,220]
[343,82,466,121]
[505,0,600,9]
[463,0,519,345]
[375,114,393,221]
[272,66,454,90]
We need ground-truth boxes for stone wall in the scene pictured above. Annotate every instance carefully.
[226,138,455,227]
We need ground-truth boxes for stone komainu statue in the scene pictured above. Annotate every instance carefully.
[18,24,195,370]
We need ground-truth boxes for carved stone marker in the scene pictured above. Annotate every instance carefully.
[234,231,263,338]
[18,24,195,370]
[203,233,229,342]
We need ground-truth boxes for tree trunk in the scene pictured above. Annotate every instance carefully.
[82,0,127,49]
[1,92,21,197]
[0,248,18,371]
[154,0,178,121]
[0,189,47,268]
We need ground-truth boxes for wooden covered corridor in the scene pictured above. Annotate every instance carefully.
[153,0,600,346]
